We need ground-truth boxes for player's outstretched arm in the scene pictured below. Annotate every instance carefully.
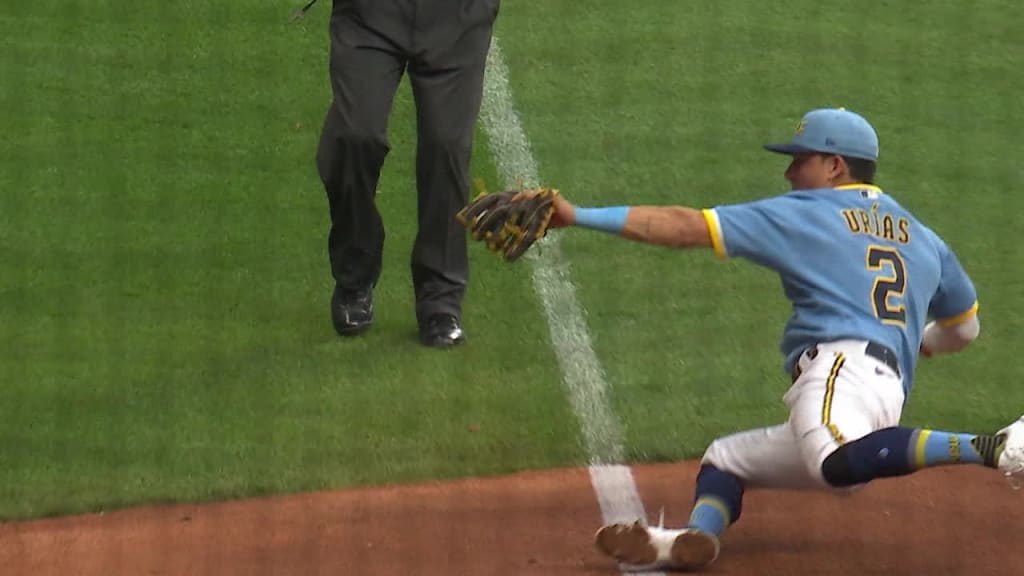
[548,195,712,250]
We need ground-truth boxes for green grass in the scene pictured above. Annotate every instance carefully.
[0,1,580,520]
[2,0,1022,520]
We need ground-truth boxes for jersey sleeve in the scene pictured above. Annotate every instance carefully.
[703,194,811,269]
[928,238,979,325]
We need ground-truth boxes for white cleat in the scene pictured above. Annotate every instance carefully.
[594,520,720,572]
[996,415,1024,489]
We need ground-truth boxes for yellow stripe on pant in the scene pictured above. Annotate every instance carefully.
[822,353,847,444]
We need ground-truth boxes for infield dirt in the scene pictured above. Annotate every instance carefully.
[1,461,1019,575]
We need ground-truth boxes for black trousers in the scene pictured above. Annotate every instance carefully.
[316,0,499,323]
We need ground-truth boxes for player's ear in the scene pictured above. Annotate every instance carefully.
[829,154,847,179]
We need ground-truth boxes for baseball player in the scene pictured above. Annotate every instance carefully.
[541,108,1024,571]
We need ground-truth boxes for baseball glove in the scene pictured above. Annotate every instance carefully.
[456,187,560,262]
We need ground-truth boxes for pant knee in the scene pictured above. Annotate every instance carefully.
[701,438,729,471]
[794,428,862,491]
[333,130,389,159]
[418,134,473,163]
[821,445,858,487]
[814,447,866,497]
[317,129,389,184]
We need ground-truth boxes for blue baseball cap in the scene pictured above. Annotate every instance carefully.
[764,108,879,161]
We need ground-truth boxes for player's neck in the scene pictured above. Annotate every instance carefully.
[829,176,862,188]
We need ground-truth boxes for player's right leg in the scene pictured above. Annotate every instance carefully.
[785,342,1024,488]
[820,416,1024,487]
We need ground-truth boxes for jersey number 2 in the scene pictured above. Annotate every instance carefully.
[866,246,907,325]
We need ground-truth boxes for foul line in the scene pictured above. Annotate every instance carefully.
[479,37,660,573]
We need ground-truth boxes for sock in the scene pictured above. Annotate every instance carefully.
[687,465,743,536]
[689,497,730,535]
[910,429,1001,468]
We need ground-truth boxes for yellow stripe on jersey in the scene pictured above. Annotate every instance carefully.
[702,209,727,260]
[938,301,979,327]
[835,183,883,194]
[822,353,847,445]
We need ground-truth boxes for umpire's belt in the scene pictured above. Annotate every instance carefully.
[792,341,900,382]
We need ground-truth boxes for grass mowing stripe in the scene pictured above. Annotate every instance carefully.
[480,38,659,561]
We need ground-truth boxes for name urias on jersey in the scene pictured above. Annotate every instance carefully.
[840,202,910,244]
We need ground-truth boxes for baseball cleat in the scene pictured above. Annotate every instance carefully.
[594,521,720,571]
[996,415,1024,489]
[670,529,721,570]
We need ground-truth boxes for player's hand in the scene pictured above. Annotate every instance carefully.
[547,194,576,229]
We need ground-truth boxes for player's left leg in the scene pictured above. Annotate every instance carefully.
[595,424,816,571]
[686,423,829,533]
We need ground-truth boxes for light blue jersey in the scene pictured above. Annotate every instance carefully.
[705,184,978,394]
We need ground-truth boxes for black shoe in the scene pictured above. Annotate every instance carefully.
[419,314,465,348]
[331,285,373,336]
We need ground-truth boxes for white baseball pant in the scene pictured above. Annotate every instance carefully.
[701,340,906,490]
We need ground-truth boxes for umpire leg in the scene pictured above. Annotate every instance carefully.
[316,2,407,295]
[407,0,499,325]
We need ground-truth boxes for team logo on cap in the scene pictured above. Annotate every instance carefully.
[795,119,806,135]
